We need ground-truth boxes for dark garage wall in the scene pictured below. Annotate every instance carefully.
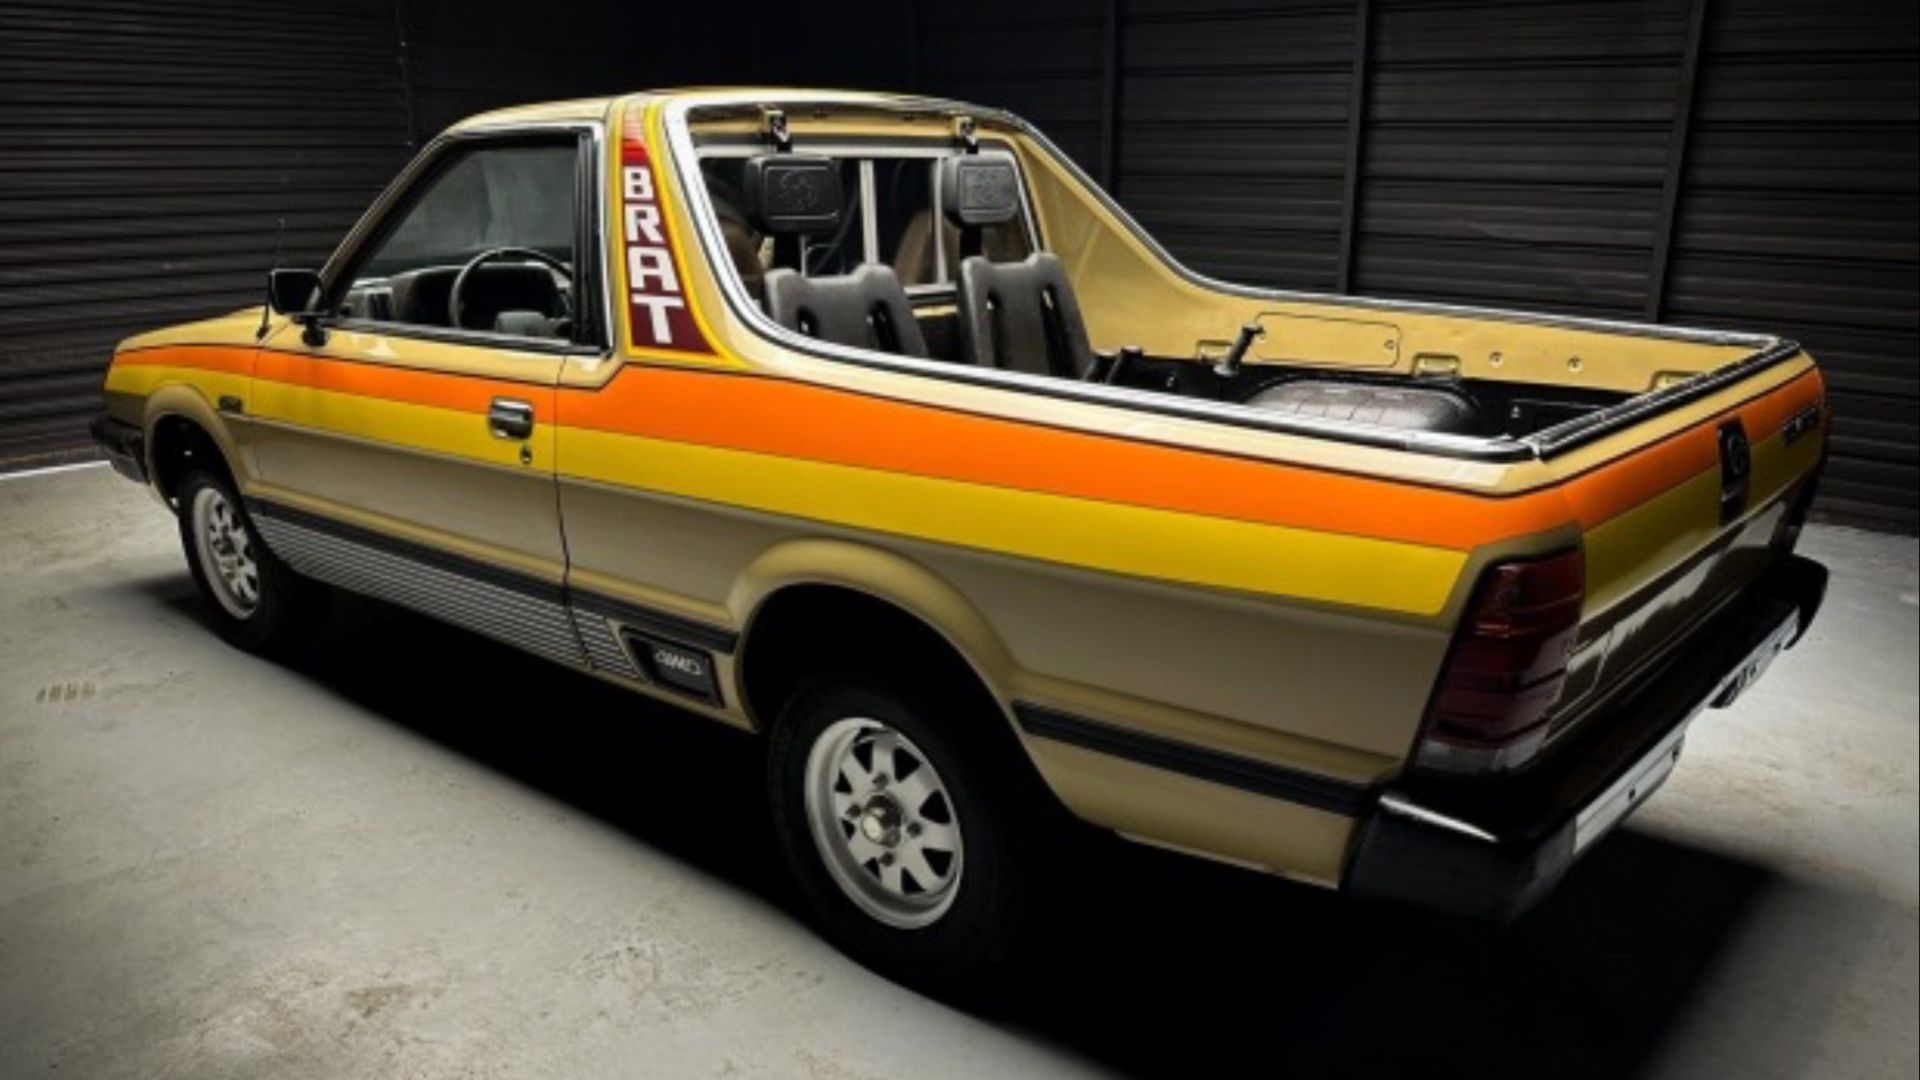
[398,3,756,140]
[0,0,1913,531]
[1352,0,1691,315]
[0,0,411,463]
[1116,0,1358,291]
[1668,0,1920,529]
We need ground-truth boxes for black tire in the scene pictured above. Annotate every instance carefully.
[767,676,1065,994]
[176,469,327,653]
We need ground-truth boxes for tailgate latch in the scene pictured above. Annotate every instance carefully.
[1718,419,1752,523]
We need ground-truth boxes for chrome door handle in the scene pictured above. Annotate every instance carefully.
[487,397,535,440]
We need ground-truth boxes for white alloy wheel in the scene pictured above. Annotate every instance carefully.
[802,716,966,929]
[190,485,260,619]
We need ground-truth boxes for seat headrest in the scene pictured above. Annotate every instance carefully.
[939,155,1021,228]
[742,154,843,236]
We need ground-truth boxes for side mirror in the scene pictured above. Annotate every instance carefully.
[266,268,322,316]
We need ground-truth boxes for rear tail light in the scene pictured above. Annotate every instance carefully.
[1416,548,1585,774]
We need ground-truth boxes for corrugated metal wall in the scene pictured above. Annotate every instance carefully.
[1,0,1912,530]
[0,0,411,464]
[1119,0,1356,292]
[1666,0,1919,528]
[1353,0,1690,316]
[398,2,748,140]
[920,1,1109,171]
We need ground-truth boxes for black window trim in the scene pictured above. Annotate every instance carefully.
[314,122,613,359]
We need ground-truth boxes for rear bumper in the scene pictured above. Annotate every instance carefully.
[89,414,146,484]
[1345,553,1828,921]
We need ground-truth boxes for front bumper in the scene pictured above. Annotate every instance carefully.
[1345,553,1829,921]
[89,413,146,484]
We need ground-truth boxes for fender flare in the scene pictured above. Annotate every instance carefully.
[726,538,1021,725]
[140,383,252,495]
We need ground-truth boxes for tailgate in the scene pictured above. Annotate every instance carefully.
[1539,355,1827,746]
[1349,552,1828,920]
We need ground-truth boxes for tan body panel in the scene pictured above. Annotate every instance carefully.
[560,473,1409,873]
[562,473,1435,766]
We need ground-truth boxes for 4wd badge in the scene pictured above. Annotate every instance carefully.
[624,630,721,704]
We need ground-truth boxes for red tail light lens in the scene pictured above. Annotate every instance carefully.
[1418,549,1585,773]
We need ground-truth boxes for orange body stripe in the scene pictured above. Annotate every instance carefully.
[252,350,551,420]
[117,343,1822,551]
[117,346,253,378]
[560,365,1568,548]
[1559,367,1822,529]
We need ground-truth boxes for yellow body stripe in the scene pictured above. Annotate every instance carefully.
[559,426,1466,615]
[1584,427,1820,616]
[1584,467,1723,617]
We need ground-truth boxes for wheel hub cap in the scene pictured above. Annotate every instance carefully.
[858,796,902,846]
[803,717,964,929]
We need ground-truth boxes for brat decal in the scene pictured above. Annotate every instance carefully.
[620,120,710,354]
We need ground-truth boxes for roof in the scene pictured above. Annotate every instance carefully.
[445,96,619,131]
[443,88,969,134]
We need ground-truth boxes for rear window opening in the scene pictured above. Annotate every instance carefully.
[678,101,1790,457]
[692,141,1631,439]
[698,151,1032,300]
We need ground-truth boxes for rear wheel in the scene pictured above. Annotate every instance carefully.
[768,678,1061,993]
[177,469,326,652]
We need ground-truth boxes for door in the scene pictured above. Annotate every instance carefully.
[246,130,605,665]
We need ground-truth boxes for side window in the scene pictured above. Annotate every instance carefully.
[338,141,580,341]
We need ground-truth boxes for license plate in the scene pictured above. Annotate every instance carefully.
[1711,610,1800,710]
[1572,606,1800,854]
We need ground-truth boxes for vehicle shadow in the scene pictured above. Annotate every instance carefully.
[998,829,1772,1080]
[269,589,1782,1080]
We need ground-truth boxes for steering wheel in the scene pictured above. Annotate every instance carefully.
[447,246,573,331]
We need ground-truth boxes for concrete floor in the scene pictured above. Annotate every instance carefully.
[1,463,1914,1080]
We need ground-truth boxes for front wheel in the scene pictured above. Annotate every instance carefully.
[768,678,1062,993]
[177,470,326,652]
